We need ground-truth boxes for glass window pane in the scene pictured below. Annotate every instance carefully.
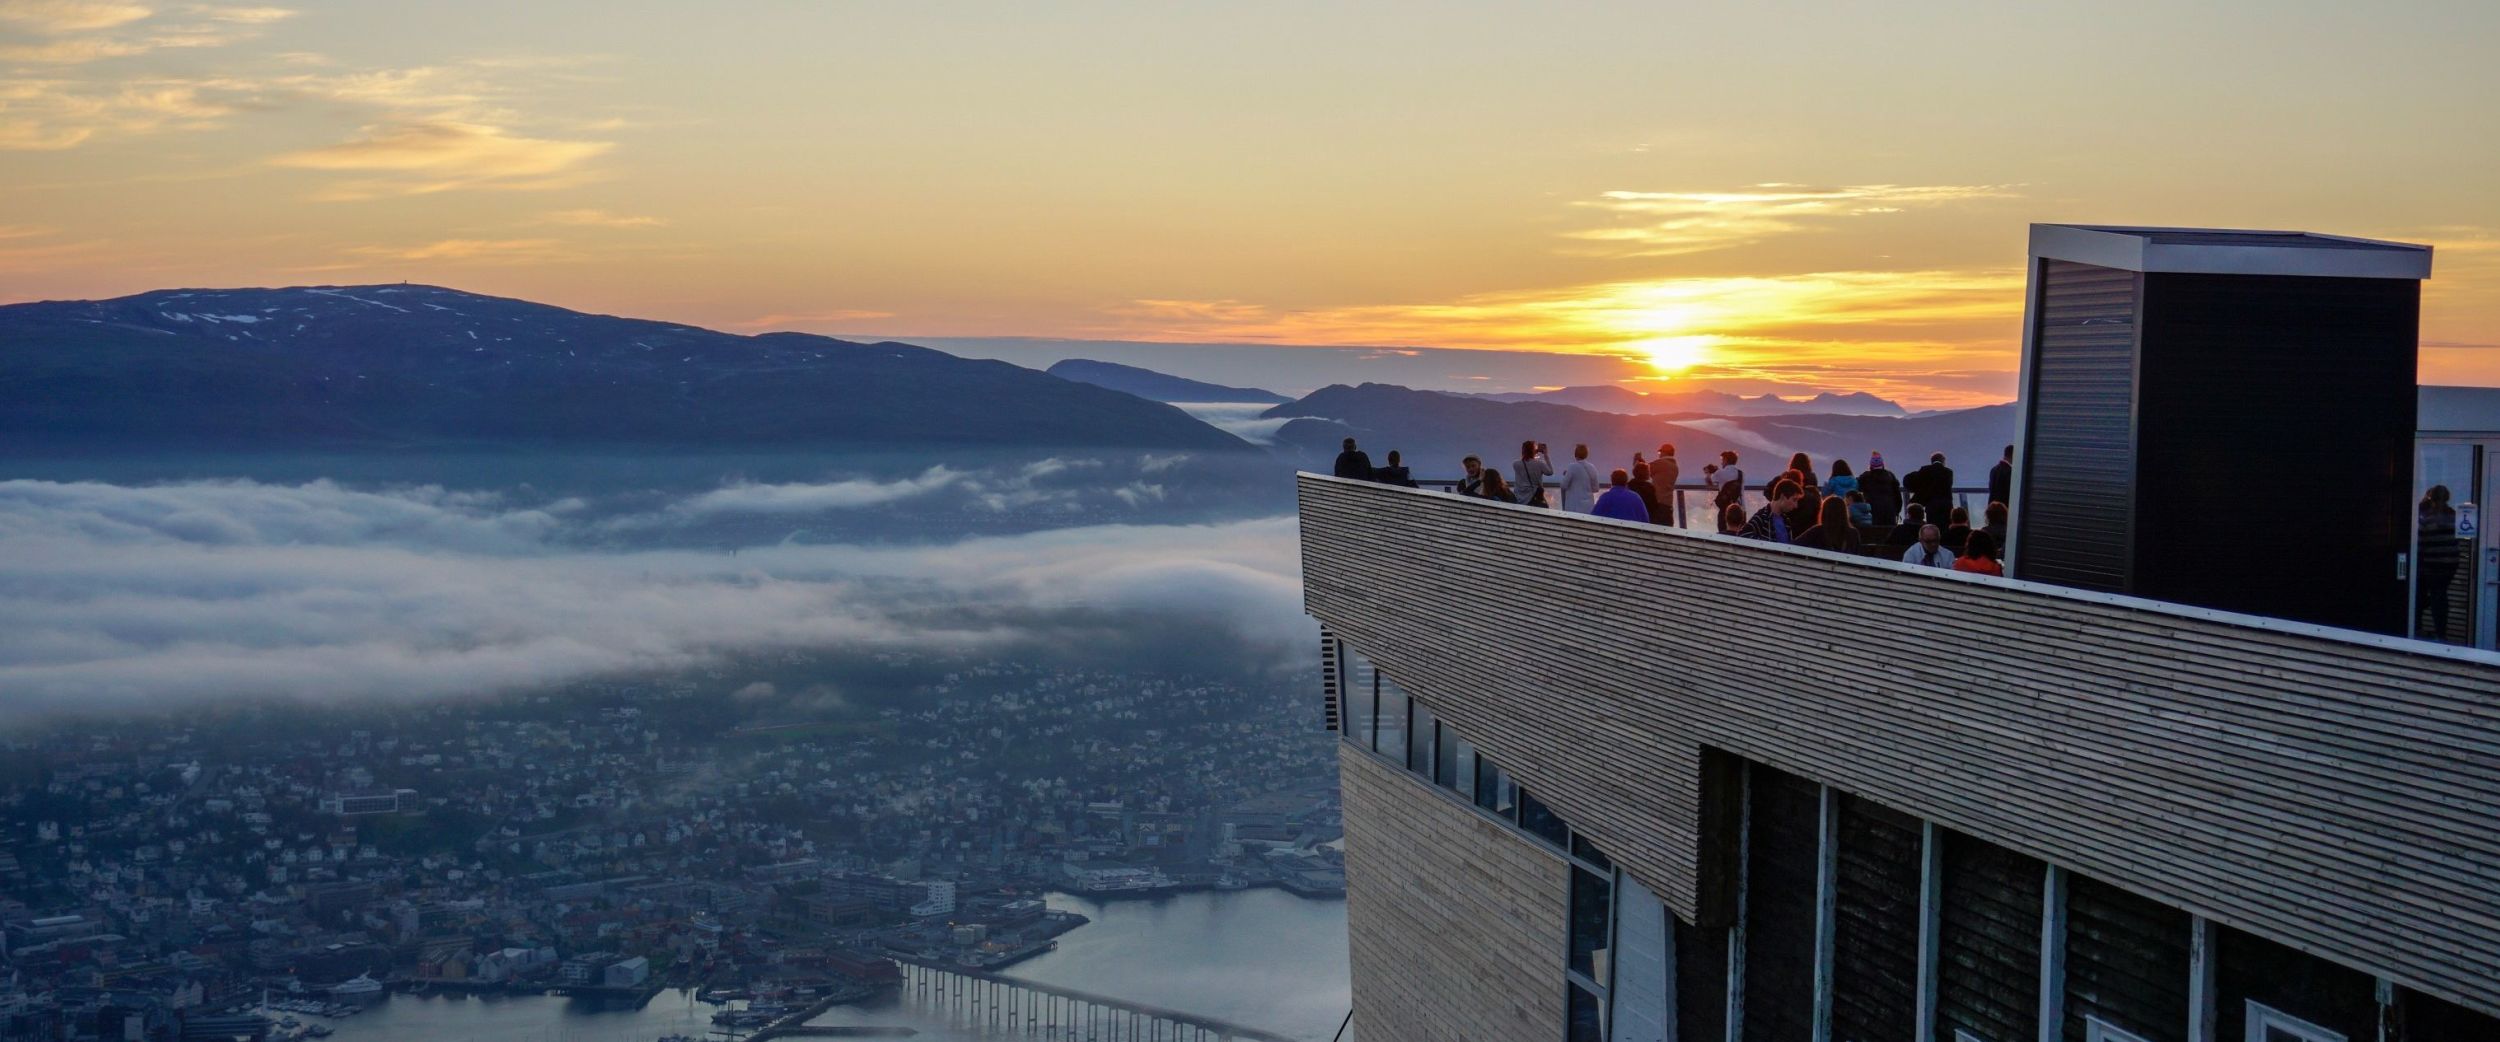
[1345,654,1376,749]
[1518,787,1568,848]
[2414,442,2477,645]
[1571,833,1612,873]
[1449,739,1475,797]
[1569,866,1613,982]
[1408,702,1437,778]
[1434,727,1462,789]
[1567,981,1604,1042]
[1374,674,1408,760]
[1472,755,1498,810]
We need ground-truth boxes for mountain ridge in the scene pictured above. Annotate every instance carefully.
[0,284,1254,453]
[1045,358,1291,404]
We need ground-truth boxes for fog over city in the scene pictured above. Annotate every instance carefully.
[0,466,1307,716]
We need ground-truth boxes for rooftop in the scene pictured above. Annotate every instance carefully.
[2031,222,2433,278]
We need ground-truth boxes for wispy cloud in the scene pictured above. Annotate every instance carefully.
[1565,183,2018,257]
[539,207,665,228]
[187,4,292,23]
[0,1,153,34]
[271,119,614,199]
[0,76,234,149]
[345,237,573,263]
[726,309,900,330]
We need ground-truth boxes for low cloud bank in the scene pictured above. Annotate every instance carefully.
[0,477,1304,719]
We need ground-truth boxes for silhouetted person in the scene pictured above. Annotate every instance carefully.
[1455,455,1487,497]
[2419,485,2462,640]
[1591,469,1650,522]
[1718,501,1748,536]
[1989,444,2014,513]
[1741,479,1802,543]
[1479,466,1517,504]
[1375,450,1416,487]
[1906,452,1955,525]
[1822,458,1858,501]
[1795,496,1862,554]
[1654,443,1681,500]
[1787,452,1819,492]
[1943,505,1972,551]
[1982,501,2008,555]
[1626,462,1662,523]
[1887,503,1930,547]
[1845,490,1872,528]
[1781,468,1821,536]
[1333,437,1374,481]
[1902,524,1956,568]
[1858,452,1903,526]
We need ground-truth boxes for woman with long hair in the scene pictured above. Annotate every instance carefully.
[1796,495,1863,554]
[1479,466,1517,504]
[1954,530,2004,576]
[1823,458,1858,500]
[1787,452,1820,491]
[1512,440,1553,508]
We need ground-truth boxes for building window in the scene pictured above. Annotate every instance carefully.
[1408,702,1438,779]
[1568,866,1613,982]
[1475,759,1516,818]
[2246,1003,2346,1042]
[1374,675,1408,762]
[1570,833,1612,873]
[1518,787,1570,848]
[1954,1031,1996,1042]
[2085,1016,2156,1042]
[1346,656,1376,750]
[1446,737,1473,795]
[1567,981,1605,1042]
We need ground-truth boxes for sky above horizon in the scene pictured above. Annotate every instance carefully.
[5,1,2498,408]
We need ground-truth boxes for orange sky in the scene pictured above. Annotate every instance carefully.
[5,1,2498,408]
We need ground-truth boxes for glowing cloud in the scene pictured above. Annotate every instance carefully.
[1566,183,2018,257]
[346,238,572,263]
[539,208,666,228]
[0,1,153,34]
[272,119,614,199]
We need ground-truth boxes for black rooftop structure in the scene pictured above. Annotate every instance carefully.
[2010,223,2433,634]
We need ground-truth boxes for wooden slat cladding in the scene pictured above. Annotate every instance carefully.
[1743,765,1821,1042]
[1831,796,1921,1042]
[1937,830,2045,1042]
[2063,874,2191,1042]
[2017,259,2139,592]
[1297,474,2500,1016]
[1339,747,1569,1042]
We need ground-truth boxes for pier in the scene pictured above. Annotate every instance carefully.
[882,960,1298,1042]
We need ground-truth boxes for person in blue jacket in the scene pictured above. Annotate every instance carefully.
[1590,469,1651,523]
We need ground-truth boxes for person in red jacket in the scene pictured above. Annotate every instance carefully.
[1953,530,2004,577]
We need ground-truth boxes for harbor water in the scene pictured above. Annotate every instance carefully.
[291,888,1349,1042]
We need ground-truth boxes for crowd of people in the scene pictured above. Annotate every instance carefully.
[1334,436,2018,577]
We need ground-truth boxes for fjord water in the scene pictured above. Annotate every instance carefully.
[295,890,1348,1042]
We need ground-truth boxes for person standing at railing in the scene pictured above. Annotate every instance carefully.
[1558,444,1602,513]
[1711,451,1746,515]
[1786,452,1820,493]
[1654,444,1680,509]
[1989,444,2015,516]
[1626,462,1663,523]
[1333,438,1374,481]
[1740,479,1803,543]
[1455,455,1488,497]
[1859,452,1903,526]
[1591,469,1650,523]
[1375,450,1417,488]
[1823,459,1859,503]
[1513,441,1554,508]
[1907,452,1956,526]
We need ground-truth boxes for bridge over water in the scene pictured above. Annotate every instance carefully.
[887,958,1301,1042]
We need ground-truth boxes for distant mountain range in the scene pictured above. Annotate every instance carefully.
[1045,358,1291,404]
[0,286,1251,453]
[1468,384,1908,417]
[1263,383,2014,484]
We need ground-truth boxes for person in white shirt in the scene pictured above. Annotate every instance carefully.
[1901,524,1958,568]
[1557,443,1603,513]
